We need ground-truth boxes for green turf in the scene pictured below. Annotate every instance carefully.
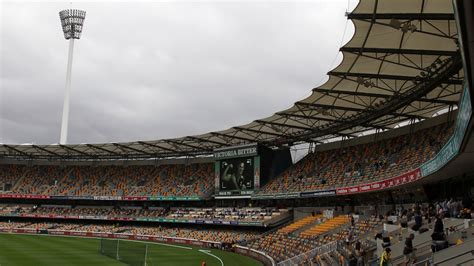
[0,233,262,266]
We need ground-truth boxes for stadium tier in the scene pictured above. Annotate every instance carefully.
[0,163,214,198]
[246,214,382,262]
[1,200,472,265]
[258,123,453,195]
[0,122,455,198]
[0,103,472,266]
[0,221,260,244]
[0,205,289,226]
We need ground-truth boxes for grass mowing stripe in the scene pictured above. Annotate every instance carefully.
[0,233,262,266]
[0,234,41,265]
[0,234,123,266]
[0,234,73,266]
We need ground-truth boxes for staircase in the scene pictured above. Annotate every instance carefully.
[11,166,35,192]
[47,167,74,195]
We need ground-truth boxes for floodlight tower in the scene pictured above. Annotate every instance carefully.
[58,9,86,144]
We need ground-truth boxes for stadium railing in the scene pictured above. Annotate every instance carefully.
[276,240,338,266]
[234,245,276,266]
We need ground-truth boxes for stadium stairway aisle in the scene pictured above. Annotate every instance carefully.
[10,167,35,192]
[432,237,474,265]
[387,218,469,266]
[388,218,466,259]
[48,167,74,195]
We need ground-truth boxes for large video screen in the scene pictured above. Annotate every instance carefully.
[219,156,254,191]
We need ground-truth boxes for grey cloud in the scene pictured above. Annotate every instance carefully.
[1,1,355,145]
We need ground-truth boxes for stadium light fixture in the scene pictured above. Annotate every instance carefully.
[389,18,402,29]
[58,9,86,144]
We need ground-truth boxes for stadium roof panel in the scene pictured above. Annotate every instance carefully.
[0,0,464,160]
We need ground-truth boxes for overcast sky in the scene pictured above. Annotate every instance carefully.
[1,0,356,145]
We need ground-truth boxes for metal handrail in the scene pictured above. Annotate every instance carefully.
[434,250,474,265]
[277,241,339,266]
[234,245,276,266]
[390,239,433,265]
[432,238,474,265]
[414,256,432,266]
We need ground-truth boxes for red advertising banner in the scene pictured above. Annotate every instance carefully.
[0,194,50,199]
[122,196,148,201]
[336,168,422,195]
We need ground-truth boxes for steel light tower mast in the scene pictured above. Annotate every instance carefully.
[58,9,86,144]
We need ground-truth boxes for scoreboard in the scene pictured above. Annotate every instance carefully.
[214,144,260,196]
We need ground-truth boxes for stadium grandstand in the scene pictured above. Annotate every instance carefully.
[1,0,473,265]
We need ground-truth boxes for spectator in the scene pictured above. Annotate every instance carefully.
[380,248,391,266]
[403,233,416,265]
[400,210,408,228]
[375,233,384,259]
[413,211,422,231]
[348,252,358,266]
[432,215,445,241]
[354,240,365,266]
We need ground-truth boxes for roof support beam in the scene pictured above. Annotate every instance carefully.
[417,98,458,105]
[233,126,288,138]
[137,141,184,156]
[276,112,338,123]
[31,145,62,157]
[165,139,211,152]
[312,88,458,105]
[60,145,94,157]
[347,13,455,20]
[112,143,153,156]
[255,120,311,131]
[185,136,229,147]
[340,47,457,56]
[296,102,364,113]
[210,132,255,143]
[363,124,391,131]
[394,113,425,120]
[3,145,32,158]
[313,88,390,98]
[329,71,462,85]
[329,71,415,81]
[86,144,120,155]
[337,132,357,138]
[295,56,461,142]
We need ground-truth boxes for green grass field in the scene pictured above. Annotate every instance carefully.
[0,233,262,266]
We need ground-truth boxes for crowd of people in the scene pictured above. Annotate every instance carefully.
[0,163,214,198]
[246,197,473,265]
[349,199,473,266]
[0,204,287,223]
[259,123,453,194]
[246,213,382,263]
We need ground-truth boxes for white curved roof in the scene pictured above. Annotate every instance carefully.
[0,0,464,160]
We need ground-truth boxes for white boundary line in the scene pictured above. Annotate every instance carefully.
[0,232,192,250]
[198,249,224,266]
